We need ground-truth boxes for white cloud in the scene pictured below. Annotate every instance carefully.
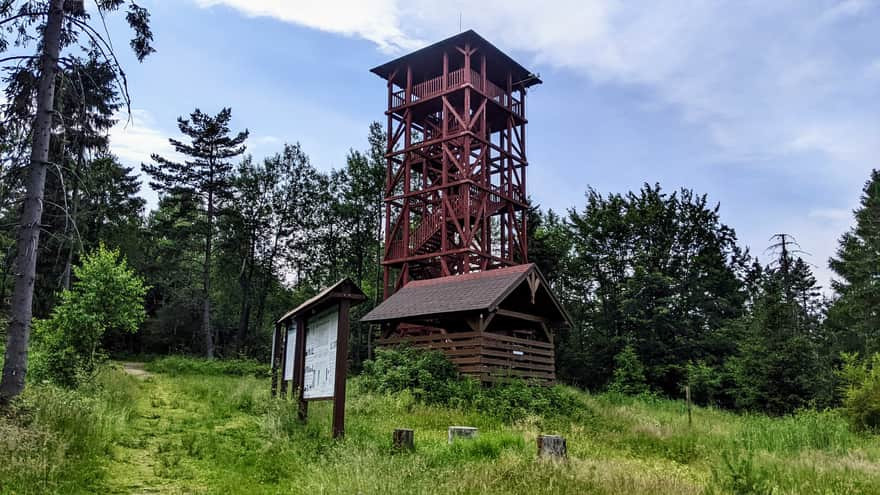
[192,0,880,290]
[109,109,179,208]
[808,207,852,222]
[109,109,176,165]
[254,135,281,145]
[194,0,880,174]
[193,0,422,52]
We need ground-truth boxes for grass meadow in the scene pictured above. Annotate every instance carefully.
[1,355,879,494]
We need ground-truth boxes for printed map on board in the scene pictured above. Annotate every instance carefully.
[303,308,338,399]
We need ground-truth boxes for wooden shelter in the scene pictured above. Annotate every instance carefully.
[362,264,571,383]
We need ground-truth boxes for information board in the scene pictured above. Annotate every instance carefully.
[303,308,339,399]
[283,325,296,381]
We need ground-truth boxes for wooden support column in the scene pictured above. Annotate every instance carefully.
[332,299,351,439]
[270,322,282,397]
[295,316,308,420]
[442,51,448,91]
[279,325,289,398]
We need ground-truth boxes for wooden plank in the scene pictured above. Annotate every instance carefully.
[475,348,554,364]
[378,331,481,344]
[442,344,554,362]
[459,365,555,380]
[481,339,555,357]
[479,356,556,372]
[482,332,554,349]
[495,308,549,323]
[379,338,482,351]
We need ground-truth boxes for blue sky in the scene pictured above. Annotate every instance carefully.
[106,0,880,289]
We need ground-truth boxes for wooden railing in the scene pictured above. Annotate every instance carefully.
[390,67,523,117]
[409,207,444,253]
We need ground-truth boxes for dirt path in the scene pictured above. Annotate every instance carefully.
[121,361,153,379]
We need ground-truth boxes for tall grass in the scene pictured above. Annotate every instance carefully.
[144,354,268,377]
[2,355,879,494]
[0,367,140,494]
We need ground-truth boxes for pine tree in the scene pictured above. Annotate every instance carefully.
[828,169,880,355]
[143,108,248,358]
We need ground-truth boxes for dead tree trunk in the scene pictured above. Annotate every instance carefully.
[0,0,66,404]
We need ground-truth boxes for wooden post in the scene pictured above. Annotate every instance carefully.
[270,322,282,397]
[537,435,567,459]
[393,428,414,451]
[295,316,307,420]
[279,325,289,398]
[332,300,351,439]
[448,426,478,443]
[686,384,692,427]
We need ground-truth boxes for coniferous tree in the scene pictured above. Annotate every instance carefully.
[729,237,825,414]
[563,184,746,393]
[0,0,153,403]
[828,170,880,355]
[143,108,248,358]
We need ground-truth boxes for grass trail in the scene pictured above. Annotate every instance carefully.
[105,367,206,493]
[6,360,880,494]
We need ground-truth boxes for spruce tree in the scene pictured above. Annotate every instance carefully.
[143,108,248,358]
[730,238,825,414]
[828,169,880,354]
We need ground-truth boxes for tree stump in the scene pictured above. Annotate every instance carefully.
[537,435,567,459]
[448,426,478,444]
[393,428,414,451]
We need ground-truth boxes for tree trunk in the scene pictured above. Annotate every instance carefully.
[0,0,65,404]
[202,188,215,359]
[61,146,84,290]
[236,233,255,351]
[253,229,282,340]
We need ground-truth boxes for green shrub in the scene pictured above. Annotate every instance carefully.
[361,346,459,401]
[360,346,581,422]
[708,450,774,495]
[144,355,268,377]
[837,352,880,432]
[608,345,648,395]
[32,245,147,387]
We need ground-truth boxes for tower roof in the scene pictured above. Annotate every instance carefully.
[370,29,542,89]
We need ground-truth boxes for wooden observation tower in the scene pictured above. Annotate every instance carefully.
[364,31,570,383]
[370,30,541,298]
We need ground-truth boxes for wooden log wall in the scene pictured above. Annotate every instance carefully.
[378,331,555,383]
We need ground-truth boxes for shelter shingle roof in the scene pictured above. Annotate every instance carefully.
[361,264,570,326]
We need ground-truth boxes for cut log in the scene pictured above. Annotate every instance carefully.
[448,426,478,444]
[393,428,414,451]
[537,435,567,459]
